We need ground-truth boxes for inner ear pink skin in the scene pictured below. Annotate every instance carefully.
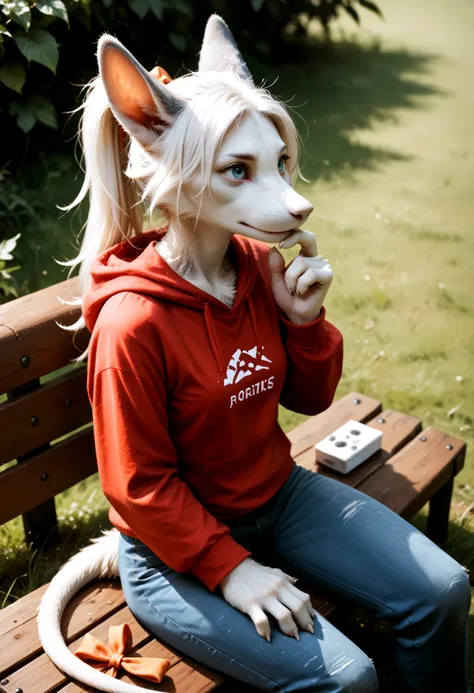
[101,46,158,128]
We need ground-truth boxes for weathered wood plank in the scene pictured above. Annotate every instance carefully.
[362,409,422,455]
[0,277,89,394]
[0,606,164,693]
[357,428,466,518]
[294,409,422,485]
[288,392,382,458]
[0,581,124,678]
[57,638,224,693]
[0,428,97,525]
[0,368,91,467]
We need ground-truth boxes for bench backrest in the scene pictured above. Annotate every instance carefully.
[0,277,96,546]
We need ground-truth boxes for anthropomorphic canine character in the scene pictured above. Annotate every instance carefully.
[37,15,338,693]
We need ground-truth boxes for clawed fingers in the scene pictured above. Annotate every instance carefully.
[285,255,333,295]
[286,582,316,620]
[247,604,271,642]
[277,586,315,633]
[295,266,333,296]
[279,228,318,257]
[262,596,300,639]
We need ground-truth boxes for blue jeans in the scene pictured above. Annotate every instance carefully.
[118,463,472,692]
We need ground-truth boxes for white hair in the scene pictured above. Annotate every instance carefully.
[57,68,302,362]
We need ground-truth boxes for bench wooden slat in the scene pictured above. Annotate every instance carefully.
[0,428,96,525]
[0,582,124,679]
[361,409,422,455]
[58,638,225,693]
[294,409,422,486]
[0,368,91,467]
[0,277,89,395]
[358,427,466,519]
[1,606,160,693]
[288,392,382,458]
[121,641,224,693]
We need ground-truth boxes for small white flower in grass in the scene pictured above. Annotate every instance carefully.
[378,350,385,357]
[364,274,371,281]
[438,282,445,289]
[455,375,463,382]
[58,516,64,521]
[375,212,382,221]
[71,502,78,509]
[363,339,369,345]
[78,511,84,518]
[365,319,375,330]
[372,353,379,360]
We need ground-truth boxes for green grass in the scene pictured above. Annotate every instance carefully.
[1,0,473,684]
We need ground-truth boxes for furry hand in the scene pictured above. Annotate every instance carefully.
[268,229,333,324]
[219,557,315,642]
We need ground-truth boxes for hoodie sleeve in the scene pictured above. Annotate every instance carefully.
[87,324,251,592]
[278,306,344,416]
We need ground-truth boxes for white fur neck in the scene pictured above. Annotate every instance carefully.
[154,234,237,308]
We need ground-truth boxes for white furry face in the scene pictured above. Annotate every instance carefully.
[178,111,313,244]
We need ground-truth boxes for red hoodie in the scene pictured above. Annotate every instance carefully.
[83,225,343,591]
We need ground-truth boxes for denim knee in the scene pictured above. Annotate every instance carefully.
[327,650,378,693]
[436,565,471,615]
[296,647,378,693]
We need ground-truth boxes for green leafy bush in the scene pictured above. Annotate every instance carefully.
[0,0,72,132]
[0,233,21,301]
[0,0,381,137]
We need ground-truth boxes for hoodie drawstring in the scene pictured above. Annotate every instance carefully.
[204,302,225,373]
[204,296,260,375]
[248,293,260,346]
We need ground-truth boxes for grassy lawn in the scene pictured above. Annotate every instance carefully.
[1,0,472,684]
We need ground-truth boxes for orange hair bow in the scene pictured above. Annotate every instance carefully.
[74,623,171,682]
[150,65,173,85]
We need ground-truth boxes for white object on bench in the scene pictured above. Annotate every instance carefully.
[315,419,383,475]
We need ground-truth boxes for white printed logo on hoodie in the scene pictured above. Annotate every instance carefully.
[224,346,272,386]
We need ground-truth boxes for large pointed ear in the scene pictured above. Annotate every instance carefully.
[198,14,254,84]
[98,35,185,147]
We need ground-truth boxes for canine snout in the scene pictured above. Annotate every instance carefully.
[285,191,314,223]
[290,209,311,223]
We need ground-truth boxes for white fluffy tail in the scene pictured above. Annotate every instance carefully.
[37,528,163,693]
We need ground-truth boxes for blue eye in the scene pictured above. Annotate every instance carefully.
[278,155,289,174]
[230,164,247,180]
[229,164,247,180]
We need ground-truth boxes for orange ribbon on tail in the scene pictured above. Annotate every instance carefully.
[74,623,171,682]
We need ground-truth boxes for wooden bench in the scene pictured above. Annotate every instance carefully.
[0,277,467,693]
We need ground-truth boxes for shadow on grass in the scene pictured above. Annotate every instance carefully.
[252,36,446,183]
